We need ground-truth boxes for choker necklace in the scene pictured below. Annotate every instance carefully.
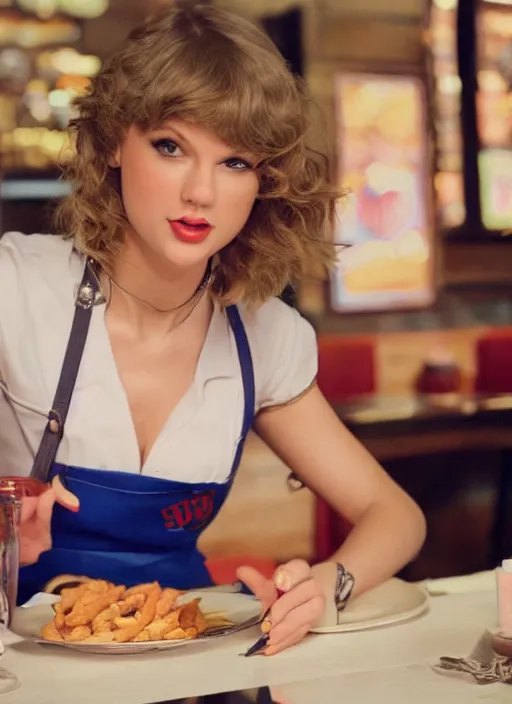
[107,261,212,315]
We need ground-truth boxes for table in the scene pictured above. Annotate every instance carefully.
[1,577,509,703]
[336,394,512,461]
[277,663,507,704]
[334,394,512,565]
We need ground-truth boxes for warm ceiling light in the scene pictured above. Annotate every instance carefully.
[58,0,109,18]
[17,0,58,19]
[17,0,109,18]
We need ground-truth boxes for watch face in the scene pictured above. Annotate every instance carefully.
[335,563,355,612]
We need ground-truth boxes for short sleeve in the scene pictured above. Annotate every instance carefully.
[0,231,78,388]
[242,298,318,412]
[0,233,23,384]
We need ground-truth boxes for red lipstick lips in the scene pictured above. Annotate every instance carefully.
[169,217,213,244]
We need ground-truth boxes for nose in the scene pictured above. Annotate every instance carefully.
[181,161,216,209]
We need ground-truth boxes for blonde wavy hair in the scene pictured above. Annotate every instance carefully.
[56,1,338,305]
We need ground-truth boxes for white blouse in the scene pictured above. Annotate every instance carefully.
[0,232,317,483]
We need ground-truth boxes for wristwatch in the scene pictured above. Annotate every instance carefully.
[334,562,355,621]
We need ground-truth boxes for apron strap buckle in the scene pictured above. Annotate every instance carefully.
[48,409,63,436]
[76,282,95,310]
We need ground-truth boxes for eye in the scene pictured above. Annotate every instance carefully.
[224,157,253,171]
[151,138,182,157]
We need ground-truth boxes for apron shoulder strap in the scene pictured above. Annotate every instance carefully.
[30,259,100,483]
[226,305,255,473]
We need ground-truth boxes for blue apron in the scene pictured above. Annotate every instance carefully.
[18,260,255,605]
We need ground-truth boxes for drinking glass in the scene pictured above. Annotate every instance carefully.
[0,478,41,695]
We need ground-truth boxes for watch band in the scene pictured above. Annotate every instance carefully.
[334,562,355,621]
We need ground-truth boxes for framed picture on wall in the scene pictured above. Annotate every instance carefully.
[331,72,436,313]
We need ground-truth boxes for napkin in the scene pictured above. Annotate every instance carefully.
[20,592,60,609]
[432,630,512,685]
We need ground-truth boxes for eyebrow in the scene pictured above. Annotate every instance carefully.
[155,124,190,145]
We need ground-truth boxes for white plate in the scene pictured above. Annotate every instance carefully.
[11,591,260,655]
[310,578,429,634]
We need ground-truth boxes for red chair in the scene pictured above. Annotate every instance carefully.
[206,555,277,585]
[475,329,512,394]
[317,334,376,402]
[314,335,377,562]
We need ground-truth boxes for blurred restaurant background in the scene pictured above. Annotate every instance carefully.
[1,0,512,584]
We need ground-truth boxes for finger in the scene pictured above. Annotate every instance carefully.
[35,487,58,527]
[273,559,311,593]
[236,566,277,613]
[265,625,310,656]
[20,496,39,524]
[267,578,325,628]
[267,596,325,649]
[51,475,80,512]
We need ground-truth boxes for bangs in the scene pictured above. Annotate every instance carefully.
[121,26,304,161]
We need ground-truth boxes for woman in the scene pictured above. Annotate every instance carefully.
[1,2,426,655]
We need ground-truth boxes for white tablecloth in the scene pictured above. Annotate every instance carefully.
[0,578,509,703]
[277,664,507,704]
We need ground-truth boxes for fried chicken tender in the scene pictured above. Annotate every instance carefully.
[91,593,146,633]
[59,584,90,613]
[59,580,111,612]
[113,583,160,643]
[54,602,66,631]
[41,621,64,642]
[123,583,157,599]
[82,632,115,644]
[91,603,120,634]
[156,588,182,617]
[133,630,150,642]
[163,627,197,640]
[193,609,208,636]
[113,615,140,629]
[123,593,146,612]
[179,599,202,630]
[65,585,126,627]
[63,626,92,642]
[140,611,180,641]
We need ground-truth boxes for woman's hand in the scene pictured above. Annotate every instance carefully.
[237,559,326,656]
[19,488,58,566]
[19,476,79,566]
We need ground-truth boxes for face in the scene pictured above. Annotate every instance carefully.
[114,119,260,272]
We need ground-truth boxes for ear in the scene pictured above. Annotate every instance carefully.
[108,146,121,168]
